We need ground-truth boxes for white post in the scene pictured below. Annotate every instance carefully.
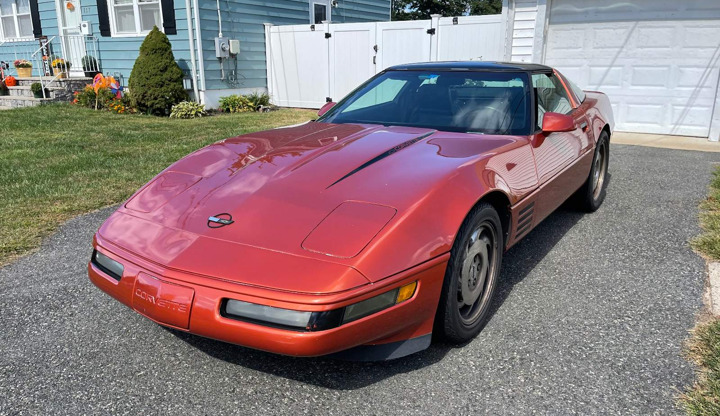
[430,14,441,61]
[532,0,549,64]
[264,23,274,105]
[502,0,514,61]
[324,20,331,102]
[184,0,199,102]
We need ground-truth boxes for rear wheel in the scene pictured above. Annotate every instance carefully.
[435,203,503,343]
[576,131,610,212]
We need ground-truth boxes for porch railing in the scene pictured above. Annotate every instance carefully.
[0,35,100,98]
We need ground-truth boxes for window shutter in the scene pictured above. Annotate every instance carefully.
[161,0,177,35]
[96,0,111,36]
[29,0,42,37]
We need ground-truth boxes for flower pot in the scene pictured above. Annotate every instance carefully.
[33,89,48,98]
[16,67,32,78]
[84,70,99,79]
[52,67,67,79]
[0,88,8,96]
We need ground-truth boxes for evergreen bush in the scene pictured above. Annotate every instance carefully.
[129,26,188,116]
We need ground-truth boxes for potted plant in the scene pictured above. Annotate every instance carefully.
[14,59,32,78]
[30,82,47,98]
[51,58,70,79]
[81,56,99,78]
[0,80,8,96]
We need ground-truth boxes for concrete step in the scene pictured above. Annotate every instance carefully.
[8,85,65,99]
[0,95,55,108]
[14,76,92,88]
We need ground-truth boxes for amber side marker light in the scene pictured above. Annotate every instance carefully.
[396,281,417,303]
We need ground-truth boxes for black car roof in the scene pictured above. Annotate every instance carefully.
[386,61,553,72]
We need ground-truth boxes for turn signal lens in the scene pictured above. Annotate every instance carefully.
[396,281,417,303]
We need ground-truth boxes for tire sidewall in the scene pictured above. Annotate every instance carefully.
[437,203,503,343]
[586,132,610,211]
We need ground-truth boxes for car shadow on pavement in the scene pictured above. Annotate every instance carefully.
[167,185,599,390]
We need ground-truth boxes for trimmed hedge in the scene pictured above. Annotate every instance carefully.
[129,26,188,116]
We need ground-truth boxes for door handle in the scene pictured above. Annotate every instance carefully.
[580,121,588,132]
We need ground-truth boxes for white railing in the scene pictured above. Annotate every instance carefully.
[0,35,101,98]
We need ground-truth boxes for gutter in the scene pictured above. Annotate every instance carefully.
[192,0,207,100]
[184,0,199,101]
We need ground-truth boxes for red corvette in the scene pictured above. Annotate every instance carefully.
[89,62,613,360]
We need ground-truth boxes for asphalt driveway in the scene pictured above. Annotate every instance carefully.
[0,144,717,415]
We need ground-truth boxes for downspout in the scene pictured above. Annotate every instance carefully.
[184,0,199,101]
[192,0,207,102]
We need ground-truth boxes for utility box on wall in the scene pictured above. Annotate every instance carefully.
[215,37,229,58]
[229,39,240,56]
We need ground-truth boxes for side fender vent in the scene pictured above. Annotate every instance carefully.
[514,202,534,240]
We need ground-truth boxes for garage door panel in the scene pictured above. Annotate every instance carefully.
[589,66,623,88]
[545,0,720,136]
[630,66,671,88]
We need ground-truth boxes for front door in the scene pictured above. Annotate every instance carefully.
[56,0,85,76]
[529,72,592,219]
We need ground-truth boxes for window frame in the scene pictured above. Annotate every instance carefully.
[107,0,163,38]
[0,0,33,42]
[531,70,574,131]
[310,0,329,24]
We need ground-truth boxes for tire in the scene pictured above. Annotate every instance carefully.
[435,202,503,343]
[576,130,610,212]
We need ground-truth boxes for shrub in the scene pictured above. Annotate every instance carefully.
[170,101,207,119]
[73,85,116,109]
[218,94,252,113]
[129,26,188,116]
[245,92,271,110]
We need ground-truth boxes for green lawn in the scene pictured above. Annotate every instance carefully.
[682,166,720,415]
[0,104,315,265]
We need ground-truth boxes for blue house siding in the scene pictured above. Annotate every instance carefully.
[34,0,192,87]
[20,0,388,105]
[198,0,390,93]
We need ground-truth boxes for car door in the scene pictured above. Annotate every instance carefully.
[529,71,593,219]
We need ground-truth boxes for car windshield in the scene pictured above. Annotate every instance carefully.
[319,70,532,135]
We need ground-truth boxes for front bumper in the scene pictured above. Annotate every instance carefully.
[88,235,448,358]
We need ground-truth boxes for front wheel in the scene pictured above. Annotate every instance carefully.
[576,131,610,212]
[435,203,503,343]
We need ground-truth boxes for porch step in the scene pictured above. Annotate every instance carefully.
[14,76,92,88]
[0,95,55,108]
[8,85,66,99]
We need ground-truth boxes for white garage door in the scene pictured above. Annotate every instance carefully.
[544,0,720,137]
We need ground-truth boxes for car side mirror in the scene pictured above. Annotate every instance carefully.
[541,112,575,133]
[317,101,336,117]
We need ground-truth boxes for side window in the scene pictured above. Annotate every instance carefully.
[344,78,407,112]
[532,73,572,129]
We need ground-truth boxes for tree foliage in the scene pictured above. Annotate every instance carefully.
[392,0,502,20]
[129,27,188,116]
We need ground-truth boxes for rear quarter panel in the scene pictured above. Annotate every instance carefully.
[584,91,615,141]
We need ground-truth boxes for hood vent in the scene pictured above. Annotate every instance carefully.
[326,131,435,189]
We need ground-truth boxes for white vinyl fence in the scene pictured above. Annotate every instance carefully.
[265,14,506,108]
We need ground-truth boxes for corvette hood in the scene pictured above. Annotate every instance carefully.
[101,122,520,289]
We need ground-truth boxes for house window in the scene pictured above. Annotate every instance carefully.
[110,0,162,36]
[0,0,33,40]
[312,2,327,24]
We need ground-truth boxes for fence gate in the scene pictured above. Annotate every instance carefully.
[266,14,506,108]
[265,24,330,108]
[328,22,376,103]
